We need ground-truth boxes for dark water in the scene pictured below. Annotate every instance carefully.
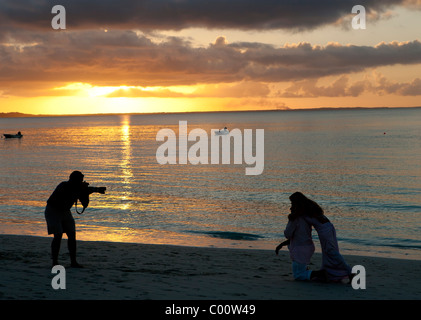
[1,108,420,259]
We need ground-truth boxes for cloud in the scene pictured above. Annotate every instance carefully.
[278,73,421,98]
[372,74,421,96]
[0,0,419,32]
[1,0,421,100]
[241,41,421,81]
[105,82,270,98]
[2,28,421,97]
[334,9,396,30]
[191,81,271,98]
[106,87,186,98]
[280,76,366,98]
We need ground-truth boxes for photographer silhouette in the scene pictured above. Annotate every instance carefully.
[44,171,106,267]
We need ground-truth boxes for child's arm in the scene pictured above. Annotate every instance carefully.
[275,239,290,255]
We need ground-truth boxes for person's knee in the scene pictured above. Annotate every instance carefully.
[292,262,311,280]
[53,233,63,241]
[66,232,76,240]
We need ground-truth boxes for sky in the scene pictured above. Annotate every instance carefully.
[1,0,421,115]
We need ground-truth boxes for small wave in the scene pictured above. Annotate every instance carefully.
[339,237,421,250]
[188,230,264,241]
[381,243,421,250]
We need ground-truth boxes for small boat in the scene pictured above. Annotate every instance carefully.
[3,133,23,139]
[214,127,229,135]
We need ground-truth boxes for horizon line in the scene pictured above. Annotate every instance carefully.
[1,106,421,118]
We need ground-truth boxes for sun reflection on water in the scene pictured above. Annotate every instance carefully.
[120,115,133,211]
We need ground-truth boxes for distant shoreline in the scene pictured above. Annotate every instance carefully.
[1,106,421,119]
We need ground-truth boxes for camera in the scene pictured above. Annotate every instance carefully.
[82,182,106,194]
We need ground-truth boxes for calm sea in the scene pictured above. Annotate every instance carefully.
[1,108,420,260]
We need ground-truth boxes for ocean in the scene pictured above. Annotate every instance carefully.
[1,108,420,260]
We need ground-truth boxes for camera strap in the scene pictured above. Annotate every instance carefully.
[75,200,86,214]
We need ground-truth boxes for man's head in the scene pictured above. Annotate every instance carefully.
[69,171,84,184]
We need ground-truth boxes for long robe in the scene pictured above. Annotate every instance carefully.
[304,216,351,281]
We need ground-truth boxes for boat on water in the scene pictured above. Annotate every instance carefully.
[215,127,229,135]
[3,132,23,139]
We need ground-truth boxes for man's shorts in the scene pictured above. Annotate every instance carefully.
[44,204,76,235]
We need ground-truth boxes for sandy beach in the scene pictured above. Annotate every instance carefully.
[1,234,420,301]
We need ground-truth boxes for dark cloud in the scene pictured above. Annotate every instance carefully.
[1,28,421,94]
[240,41,421,82]
[0,0,418,32]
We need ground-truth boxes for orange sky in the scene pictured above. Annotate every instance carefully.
[1,1,421,115]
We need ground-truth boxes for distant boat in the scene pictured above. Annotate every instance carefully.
[215,127,229,135]
[3,132,23,139]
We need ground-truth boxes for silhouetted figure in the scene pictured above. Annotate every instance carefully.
[275,193,326,281]
[289,192,353,282]
[44,171,105,268]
